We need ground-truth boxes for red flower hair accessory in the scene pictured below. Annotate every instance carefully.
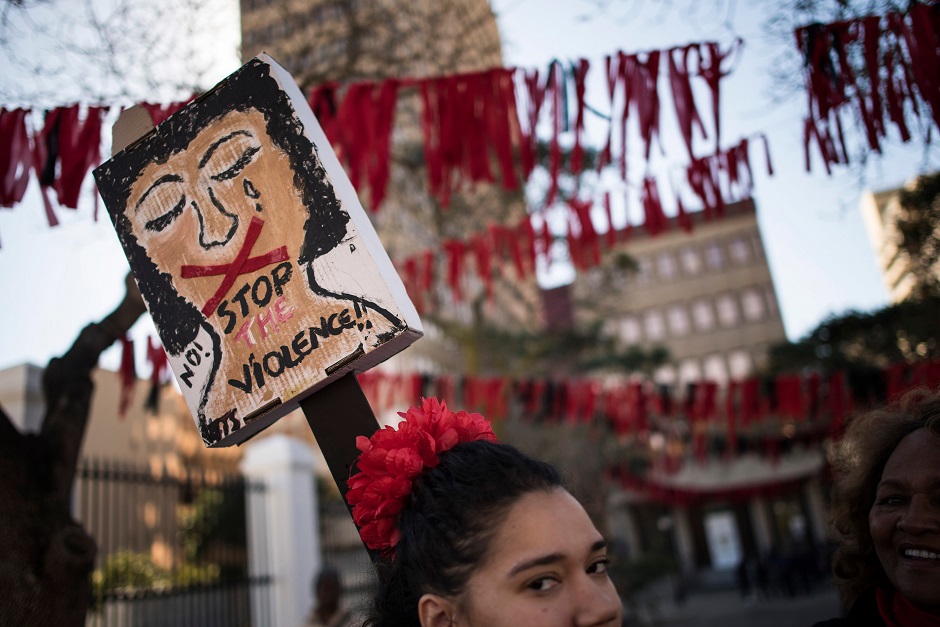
[346,397,498,556]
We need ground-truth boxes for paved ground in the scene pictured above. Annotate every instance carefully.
[625,581,842,627]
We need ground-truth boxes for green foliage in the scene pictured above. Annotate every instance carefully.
[93,550,162,594]
[897,172,940,299]
[178,488,225,562]
[91,480,246,605]
[91,550,220,598]
[767,295,940,373]
[176,482,248,580]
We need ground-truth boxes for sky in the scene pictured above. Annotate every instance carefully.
[0,0,936,374]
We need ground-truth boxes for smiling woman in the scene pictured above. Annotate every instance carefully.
[347,398,623,627]
[813,388,940,627]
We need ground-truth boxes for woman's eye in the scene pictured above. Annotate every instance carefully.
[526,577,560,593]
[876,495,906,507]
[588,558,611,576]
[211,145,260,181]
[143,195,186,232]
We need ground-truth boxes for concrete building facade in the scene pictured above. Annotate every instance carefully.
[572,198,787,386]
[861,179,925,303]
[563,199,830,579]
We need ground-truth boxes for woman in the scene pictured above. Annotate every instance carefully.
[814,388,940,626]
[303,567,362,627]
[346,398,623,627]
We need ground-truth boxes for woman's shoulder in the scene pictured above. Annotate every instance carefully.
[812,590,885,627]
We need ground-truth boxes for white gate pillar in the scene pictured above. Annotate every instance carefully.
[804,476,830,547]
[241,434,321,627]
[671,506,696,575]
[749,496,774,556]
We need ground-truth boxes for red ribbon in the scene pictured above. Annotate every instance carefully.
[641,176,669,237]
[179,216,287,317]
[469,232,494,301]
[544,61,567,207]
[141,99,192,126]
[442,238,467,302]
[699,39,742,152]
[631,50,662,163]
[668,44,707,159]
[569,59,590,177]
[118,335,136,419]
[519,67,545,179]
[0,108,32,209]
[53,105,107,210]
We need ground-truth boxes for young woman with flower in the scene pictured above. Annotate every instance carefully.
[346,398,622,627]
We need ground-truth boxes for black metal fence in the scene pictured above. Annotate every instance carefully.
[318,494,375,613]
[75,459,273,627]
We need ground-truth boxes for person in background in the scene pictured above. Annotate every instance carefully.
[346,397,623,627]
[303,567,360,627]
[813,388,940,626]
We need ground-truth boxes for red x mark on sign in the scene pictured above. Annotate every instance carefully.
[180,216,289,316]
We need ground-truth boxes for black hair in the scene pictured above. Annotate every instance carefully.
[94,57,351,357]
[365,440,563,627]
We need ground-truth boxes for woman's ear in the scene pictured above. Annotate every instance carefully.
[417,593,457,627]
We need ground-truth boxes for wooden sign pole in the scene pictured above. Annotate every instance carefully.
[299,373,382,563]
[299,373,379,506]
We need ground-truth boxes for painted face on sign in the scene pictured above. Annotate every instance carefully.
[126,108,306,311]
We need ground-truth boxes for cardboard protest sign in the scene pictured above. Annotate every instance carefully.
[94,54,422,447]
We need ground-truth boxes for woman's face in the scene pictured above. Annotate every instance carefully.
[869,428,940,612]
[126,108,307,309]
[453,488,622,627]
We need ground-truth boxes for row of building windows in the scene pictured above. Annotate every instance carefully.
[634,232,766,285]
[605,285,779,344]
[654,349,758,385]
[583,231,767,291]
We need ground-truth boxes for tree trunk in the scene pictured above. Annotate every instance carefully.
[0,275,145,626]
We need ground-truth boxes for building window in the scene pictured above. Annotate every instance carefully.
[654,365,677,385]
[620,315,642,344]
[635,256,654,284]
[691,298,715,332]
[667,304,690,337]
[644,309,666,341]
[716,294,739,327]
[729,236,751,265]
[741,288,765,322]
[679,359,701,385]
[680,247,702,276]
[657,252,678,281]
[704,354,728,384]
[585,267,605,291]
[728,350,752,378]
[704,242,725,271]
